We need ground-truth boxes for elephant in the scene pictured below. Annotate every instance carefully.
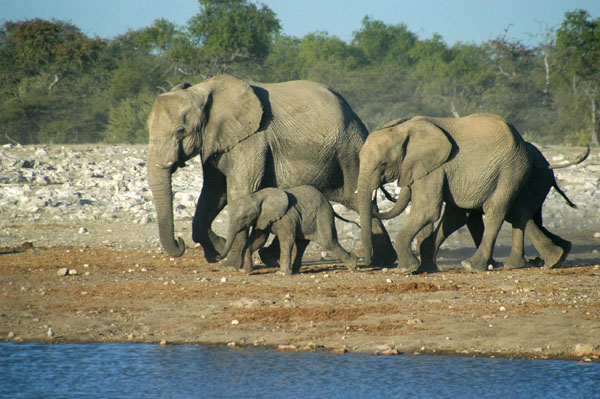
[146,74,396,270]
[358,113,533,273]
[374,142,588,272]
[221,186,357,274]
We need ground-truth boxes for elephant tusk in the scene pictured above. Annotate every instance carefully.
[372,189,377,201]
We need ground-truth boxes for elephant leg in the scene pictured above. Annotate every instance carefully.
[259,236,281,268]
[418,204,468,273]
[277,231,295,276]
[464,211,503,269]
[462,211,505,272]
[219,146,268,270]
[395,178,443,274]
[370,218,397,265]
[244,229,270,272]
[192,166,227,263]
[322,238,357,271]
[505,225,527,269]
[525,217,570,269]
[292,239,310,274]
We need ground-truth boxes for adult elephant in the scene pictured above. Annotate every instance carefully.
[146,74,395,270]
[416,143,588,271]
[372,141,589,272]
[358,113,531,273]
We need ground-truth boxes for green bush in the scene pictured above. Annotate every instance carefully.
[104,93,154,144]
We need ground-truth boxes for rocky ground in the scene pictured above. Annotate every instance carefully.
[1,143,599,361]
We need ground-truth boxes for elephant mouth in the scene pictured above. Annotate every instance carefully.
[169,141,189,173]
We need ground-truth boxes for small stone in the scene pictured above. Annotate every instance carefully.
[499,306,507,312]
[231,319,240,325]
[159,340,168,346]
[407,318,423,325]
[57,267,69,276]
[79,227,88,234]
[7,332,15,339]
[332,348,348,354]
[574,343,595,357]
[277,344,297,351]
[220,277,228,283]
[47,327,55,338]
[68,269,78,275]
[377,349,400,356]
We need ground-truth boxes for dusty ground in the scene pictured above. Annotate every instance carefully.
[1,241,599,361]
[1,144,599,362]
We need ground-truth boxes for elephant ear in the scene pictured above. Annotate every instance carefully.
[170,82,192,92]
[192,75,263,161]
[397,120,453,187]
[256,188,289,230]
[378,117,411,130]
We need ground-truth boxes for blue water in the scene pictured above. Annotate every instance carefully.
[1,343,598,399]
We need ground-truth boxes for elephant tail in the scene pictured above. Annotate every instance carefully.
[545,146,590,170]
[333,211,361,228]
[553,180,577,209]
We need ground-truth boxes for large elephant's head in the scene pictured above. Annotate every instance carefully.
[357,119,453,264]
[221,188,289,258]
[146,75,263,257]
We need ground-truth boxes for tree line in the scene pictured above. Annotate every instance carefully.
[1,0,599,146]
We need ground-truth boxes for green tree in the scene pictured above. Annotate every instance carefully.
[352,17,417,68]
[187,0,280,66]
[0,19,107,144]
[556,9,600,145]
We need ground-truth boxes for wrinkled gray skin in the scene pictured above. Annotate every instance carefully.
[221,186,357,275]
[377,143,588,272]
[358,113,532,273]
[146,74,395,269]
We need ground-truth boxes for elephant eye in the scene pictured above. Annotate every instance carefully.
[173,126,186,139]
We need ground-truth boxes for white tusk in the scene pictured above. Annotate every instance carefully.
[372,189,377,201]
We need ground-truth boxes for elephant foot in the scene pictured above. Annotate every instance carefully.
[218,256,244,272]
[504,256,527,270]
[343,254,358,271]
[415,261,439,274]
[371,251,397,266]
[395,253,420,274]
[278,266,294,276]
[219,262,240,272]
[259,247,280,268]
[200,244,222,263]
[542,243,570,269]
[461,257,490,272]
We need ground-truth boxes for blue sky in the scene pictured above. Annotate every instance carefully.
[1,0,599,46]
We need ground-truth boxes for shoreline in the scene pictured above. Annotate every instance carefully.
[2,245,598,364]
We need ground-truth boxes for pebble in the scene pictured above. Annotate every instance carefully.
[57,268,69,276]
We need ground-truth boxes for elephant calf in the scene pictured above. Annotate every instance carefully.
[221,186,357,275]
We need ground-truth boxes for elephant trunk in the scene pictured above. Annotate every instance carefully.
[221,221,241,259]
[373,186,411,220]
[358,162,379,265]
[147,163,185,257]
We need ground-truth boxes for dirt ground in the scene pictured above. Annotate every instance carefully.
[1,239,599,362]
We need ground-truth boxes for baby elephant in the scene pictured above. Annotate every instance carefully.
[221,186,357,275]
